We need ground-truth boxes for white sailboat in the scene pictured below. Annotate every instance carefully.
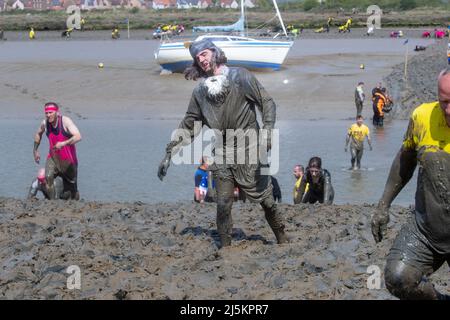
[154,0,293,73]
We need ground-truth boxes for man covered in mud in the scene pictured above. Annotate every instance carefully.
[371,69,450,300]
[293,164,307,204]
[354,82,365,117]
[33,102,82,200]
[157,39,289,247]
[345,115,372,170]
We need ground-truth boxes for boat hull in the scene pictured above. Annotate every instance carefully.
[155,41,293,73]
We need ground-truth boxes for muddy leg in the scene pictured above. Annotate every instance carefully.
[356,148,364,169]
[215,173,235,248]
[384,218,448,300]
[350,146,358,169]
[45,158,58,200]
[260,195,289,244]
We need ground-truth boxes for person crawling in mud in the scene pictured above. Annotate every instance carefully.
[157,38,289,248]
[297,157,334,205]
[33,102,82,200]
[372,69,450,300]
[27,168,64,200]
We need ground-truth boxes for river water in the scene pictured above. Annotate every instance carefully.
[0,118,417,205]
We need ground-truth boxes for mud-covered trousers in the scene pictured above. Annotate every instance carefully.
[213,168,287,246]
[45,156,79,200]
[384,216,450,300]
[350,146,364,169]
[355,100,363,117]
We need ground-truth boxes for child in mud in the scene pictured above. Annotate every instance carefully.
[372,69,450,300]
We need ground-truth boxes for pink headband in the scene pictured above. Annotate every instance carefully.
[44,104,59,113]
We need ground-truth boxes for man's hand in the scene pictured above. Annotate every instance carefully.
[34,150,40,164]
[371,204,390,243]
[157,153,171,181]
[53,141,65,151]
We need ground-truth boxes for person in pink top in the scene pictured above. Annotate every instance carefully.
[33,102,82,200]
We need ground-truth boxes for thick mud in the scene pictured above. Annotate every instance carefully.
[1,197,449,299]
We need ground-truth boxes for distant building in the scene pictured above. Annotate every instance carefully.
[197,0,210,8]
[13,0,25,8]
[220,0,237,8]
[177,0,198,9]
[220,0,254,8]
[31,0,50,10]
[152,0,176,9]
[50,0,63,9]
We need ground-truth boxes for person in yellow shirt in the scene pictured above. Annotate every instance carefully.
[293,164,308,204]
[345,17,352,32]
[326,16,333,32]
[372,69,450,300]
[111,27,120,39]
[345,115,372,170]
[29,27,35,40]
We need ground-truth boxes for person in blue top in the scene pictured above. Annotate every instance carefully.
[194,156,215,203]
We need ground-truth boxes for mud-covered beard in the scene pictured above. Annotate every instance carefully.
[204,74,230,105]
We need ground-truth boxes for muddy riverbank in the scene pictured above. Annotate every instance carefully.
[1,197,449,299]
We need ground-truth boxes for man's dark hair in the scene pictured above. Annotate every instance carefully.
[184,47,228,81]
[294,164,304,172]
[356,115,363,120]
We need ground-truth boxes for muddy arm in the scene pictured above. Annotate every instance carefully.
[167,92,204,156]
[378,148,417,208]
[323,171,333,205]
[243,69,276,130]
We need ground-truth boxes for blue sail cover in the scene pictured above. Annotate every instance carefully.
[193,15,245,33]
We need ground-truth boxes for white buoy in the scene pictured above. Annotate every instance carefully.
[98,62,104,68]
[283,79,289,84]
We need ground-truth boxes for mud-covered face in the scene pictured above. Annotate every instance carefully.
[293,167,303,179]
[45,110,57,124]
[438,74,450,127]
[196,49,214,73]
[309,167,321,183]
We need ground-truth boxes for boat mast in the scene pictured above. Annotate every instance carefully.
[241,0,245,36]
[272,0,288,37]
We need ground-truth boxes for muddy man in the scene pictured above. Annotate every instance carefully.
[371,69,450,300]
[157,39,288,248]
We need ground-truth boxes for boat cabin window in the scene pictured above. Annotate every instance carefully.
[203,37,230,42]
[229,37,250,41]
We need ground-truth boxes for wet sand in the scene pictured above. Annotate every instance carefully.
[0,32,434,121]
[1,197,449,299]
